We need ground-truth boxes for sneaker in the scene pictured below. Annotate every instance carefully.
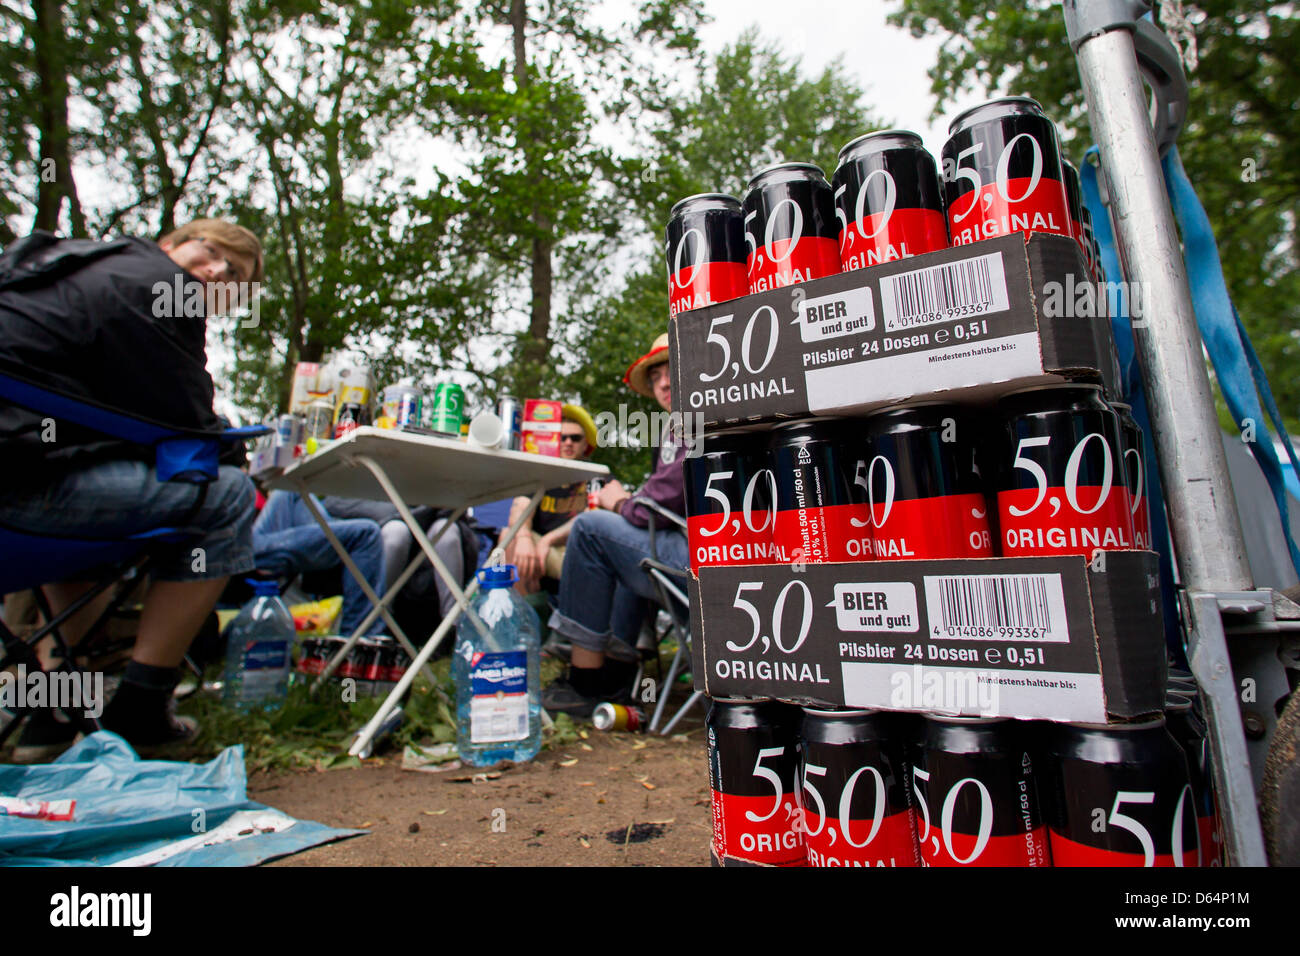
[9,709,81,763]
[541,675,602,718]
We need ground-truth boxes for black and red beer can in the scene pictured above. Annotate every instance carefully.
[798,708,920,867]
[768,420,864,564]
[995,384,1135,557]
[909,717,1052,866]
[1166,692,1222,865]
[832,130,948,271]
[1047,716,1199,866]
[855,404,993,559]
[665,193,750,318]
[707,697,807,866]
[1060,159,1091,267]
[1112,402,1152,550]
[684,431,778,572]
[742,162,841,294]
[942,96,1072,247]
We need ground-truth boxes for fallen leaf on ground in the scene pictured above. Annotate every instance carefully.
[580,743,593,752]
[579,730,589,739]
[632,741,647,750]
[576,781,595,786]
[578,837,591,848]
[559,758,579,767]
[641,781,656,790]
[422,809,448,816]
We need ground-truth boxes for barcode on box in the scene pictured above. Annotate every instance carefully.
[880,252,1011,332]
[922,573,1070,643]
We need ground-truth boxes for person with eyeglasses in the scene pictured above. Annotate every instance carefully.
[542,334,689,717]
[0,218,266,759]
[501,404,598,595]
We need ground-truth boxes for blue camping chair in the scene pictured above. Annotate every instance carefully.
[0,368,268,746]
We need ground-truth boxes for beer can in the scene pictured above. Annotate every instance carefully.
[707,697,806,866]
[1112,402,1152,550]
[592,702,646,732]
[857,403,993,559]
[683,431,778,571]
[911,716,1052,866]
[995,384,1135,557]
[942,96,1072,246]
[1046,716,1199,866]
[333,402,364,439]
[1060,159,1092,270]
[833,130,948,271]
[337,640,374,696]
[381,384,422,429]
[428,383,465,435]
[798,708,920,867]
[742,162,841,294]
[1165,694,1222,865]
[665,193,749,317]
[768,420,864,564]
[497,395,522,451]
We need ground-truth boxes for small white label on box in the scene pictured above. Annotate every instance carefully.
[797,285,875,344]
[879,252,1011,332]
[827,582,919,632]
[922,572,1070,643]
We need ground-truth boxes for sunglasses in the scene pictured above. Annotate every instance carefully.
[560,433,586,443]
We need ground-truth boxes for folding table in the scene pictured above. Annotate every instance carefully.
[263,426,608,756]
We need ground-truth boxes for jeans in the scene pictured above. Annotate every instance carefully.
[0,459,255,581]
[380,517,463,620]
[253,491,386,636]
[548,509,688,660]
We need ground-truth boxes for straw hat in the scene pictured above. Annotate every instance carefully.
[561,403,598,450]
[623,332,670,398]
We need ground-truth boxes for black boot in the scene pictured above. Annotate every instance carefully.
[101,662,199,753]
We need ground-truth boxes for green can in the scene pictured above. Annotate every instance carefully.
[427,383,464,435]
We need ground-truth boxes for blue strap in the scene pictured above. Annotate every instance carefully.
[1161,147,1300,577]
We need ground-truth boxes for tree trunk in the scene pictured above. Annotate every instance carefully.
[31,0,85,236]
[510,0,553,397]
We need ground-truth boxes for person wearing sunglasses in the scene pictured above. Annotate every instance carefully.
[502,404,598,596]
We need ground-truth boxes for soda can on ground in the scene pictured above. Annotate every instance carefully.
[1112,402,1152,550]
[742,162,841,294]
[995,384,1135,557]
[1165,694,1222,866]
[942,96,1072,246]
[909,716,1053,866]
[707,697,806,866]
[1046,716,1199,866]
[768,420,866,564]
[427,383,465,436]
[665,193,750,317]
[855,403,993,559]
[833,130,948,271]
[684,431,782,571]
[592,702,646,732]
[798,708,920,867]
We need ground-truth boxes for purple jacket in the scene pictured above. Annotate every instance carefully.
[617,432,687,528]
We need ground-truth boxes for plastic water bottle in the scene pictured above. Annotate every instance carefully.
[223,580,296,709]
[453,564,542,766]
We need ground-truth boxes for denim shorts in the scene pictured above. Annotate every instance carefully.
[0,459,256,581]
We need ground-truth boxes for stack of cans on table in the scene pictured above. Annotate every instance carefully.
[671,96,1207,866]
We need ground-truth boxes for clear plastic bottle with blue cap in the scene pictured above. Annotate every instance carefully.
[453,560,542,765]
[222,579,296,709]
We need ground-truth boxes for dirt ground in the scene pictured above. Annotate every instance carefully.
[249,720,712,867]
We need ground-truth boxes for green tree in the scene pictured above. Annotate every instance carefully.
[563,33,883,482]
[888,0,1300,430]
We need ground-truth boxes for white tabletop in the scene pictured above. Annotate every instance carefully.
[265,426,609,509]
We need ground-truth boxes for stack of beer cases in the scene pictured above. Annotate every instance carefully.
[671,98,1219,868]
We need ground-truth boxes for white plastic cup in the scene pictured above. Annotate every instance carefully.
[467,411,505,449]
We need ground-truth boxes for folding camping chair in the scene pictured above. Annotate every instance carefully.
[631,496,705,734]
[0,369,267,748]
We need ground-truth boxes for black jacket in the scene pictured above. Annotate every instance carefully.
[0,232,221,490]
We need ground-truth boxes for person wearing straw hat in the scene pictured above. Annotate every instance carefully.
[502,403,598,594]
[541,333,689,717]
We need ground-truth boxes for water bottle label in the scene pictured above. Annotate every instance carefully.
[469,651,529,744]
[244,640,289,670]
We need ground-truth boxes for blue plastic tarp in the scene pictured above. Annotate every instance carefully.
[0,732,364,866]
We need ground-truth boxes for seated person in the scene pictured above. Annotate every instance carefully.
[542,334,688,717]
[502,404,597,595]
[0,219,264,757]
[252,491,387,638]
